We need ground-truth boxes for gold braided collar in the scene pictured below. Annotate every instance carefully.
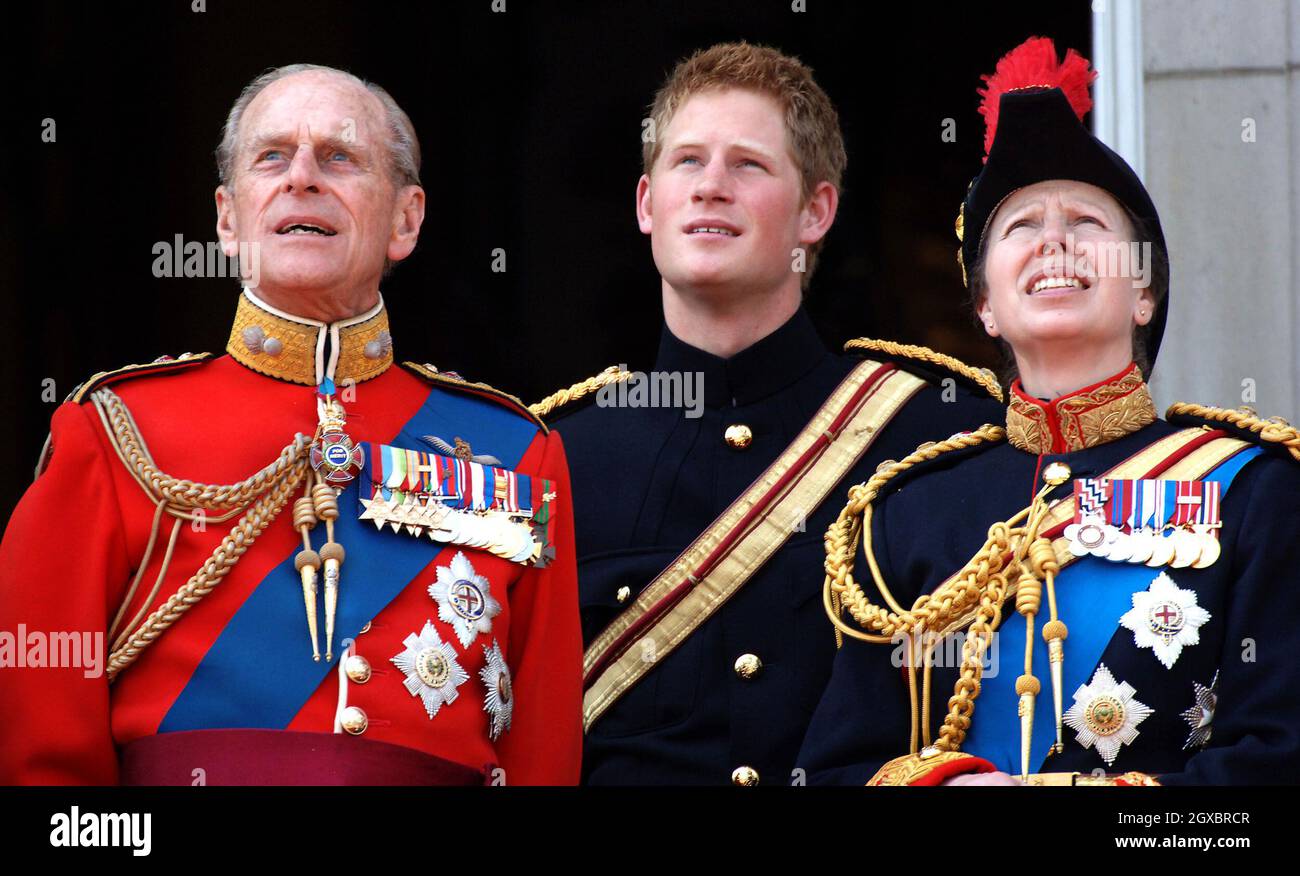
[226,289,393,386]
[1006,363,1156,454]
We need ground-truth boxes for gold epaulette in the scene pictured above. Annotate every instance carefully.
[844,338,1004,403]
[401,361,547,434]
[528,365,633,420]
[68,352,214,404]
[1166,403,1300,463]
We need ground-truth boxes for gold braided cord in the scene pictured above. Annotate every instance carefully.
[843,338,1004,402]
[1166,402,1300,462]
[822,423,1071,753]
[528,365,633,418]
[105,461,308,680]
[94,389,311,513]
[89,388,313,681]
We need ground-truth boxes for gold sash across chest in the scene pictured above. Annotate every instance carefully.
[582,360,929,730]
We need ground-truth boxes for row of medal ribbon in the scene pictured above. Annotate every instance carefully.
[1064,478,1222,569]
[375,443,531,512]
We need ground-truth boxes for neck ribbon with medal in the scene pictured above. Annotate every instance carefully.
[293,375,365,663]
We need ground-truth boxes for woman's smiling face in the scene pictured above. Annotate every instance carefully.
[977,179,1155,360]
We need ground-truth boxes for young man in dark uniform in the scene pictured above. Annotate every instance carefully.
[536,42,1006,785]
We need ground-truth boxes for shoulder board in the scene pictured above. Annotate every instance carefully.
[528,365,633,421]
[69,352,214,404]
[844,338,1003,403]
[401,361,548,434]
[1166,402,1300,463]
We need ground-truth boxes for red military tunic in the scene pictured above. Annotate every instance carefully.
[0,290,582,785]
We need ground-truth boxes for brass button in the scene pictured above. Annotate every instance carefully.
[1042,462,1072,485]
[731,765,760,786]
[340,706,369,735]
[344,654,372,684]
[734,653,763,680]
[724,424,753,450]
[358,621,372,635]
[616,586,631,604]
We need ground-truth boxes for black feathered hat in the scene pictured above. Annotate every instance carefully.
[957,37,1169,374]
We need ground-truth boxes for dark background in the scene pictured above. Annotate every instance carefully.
[1,0,1089,527]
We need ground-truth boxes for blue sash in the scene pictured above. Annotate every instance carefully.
[160,387,541,732]
[961,446,1262,772]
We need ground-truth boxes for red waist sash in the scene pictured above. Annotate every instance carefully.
[119,729,490,786]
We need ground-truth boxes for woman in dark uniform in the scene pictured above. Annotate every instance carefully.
[798,37,1300,786]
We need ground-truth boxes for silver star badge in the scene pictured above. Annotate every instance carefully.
[391,621,469,719]
[1063,664,1154,766]
[1180,671,1219,750]
[479,639,514,741]
[1118,571,1211,669]
[428,551,502,648]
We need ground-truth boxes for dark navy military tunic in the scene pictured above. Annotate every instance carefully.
[797,420,1300,785]
[554,308,1006,785]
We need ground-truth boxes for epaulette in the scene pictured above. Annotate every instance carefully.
[528,365,634,421]
[68,352,215,404]
[844,338,1004,403]
[1166,403,1300,463]
[401,361,548,434]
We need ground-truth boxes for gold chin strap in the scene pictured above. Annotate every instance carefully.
[822,424,1072,780]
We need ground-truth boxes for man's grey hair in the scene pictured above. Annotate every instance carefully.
[216,63,422,190]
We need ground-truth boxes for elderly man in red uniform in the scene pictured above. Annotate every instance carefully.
[0,64,581,785]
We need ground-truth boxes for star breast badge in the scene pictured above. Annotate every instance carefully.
[1118,571,1211,669]
[1063,664,1154,766]
[1180,671,1219,750]
[428,551,502,649]
[391,621,470,719]
[479,639,514,741]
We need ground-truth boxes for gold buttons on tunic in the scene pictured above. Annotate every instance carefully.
[616,586,631,604]
[734,653,763,680]
[1042,462,1072,485]
[344,654,372,684]
[339,706,369,735]
[731,765,760,786]
[724,424,753,449]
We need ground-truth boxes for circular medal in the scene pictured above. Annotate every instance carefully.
[1146,532,1176,567]
[1191,532,1221,569]
[1125,529,1155,564]
[1105,531,1134,562]
[1170,528,1202,569]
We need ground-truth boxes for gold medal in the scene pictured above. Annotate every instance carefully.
[1191,525,1221,569]
[1146,531,1176,567]
[1169,528,1202,569]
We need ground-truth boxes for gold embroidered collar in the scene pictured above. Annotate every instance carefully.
[1006,363,1156,454]
[226,289,393,387]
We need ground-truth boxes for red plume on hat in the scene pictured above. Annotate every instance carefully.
[977,36,1097,160]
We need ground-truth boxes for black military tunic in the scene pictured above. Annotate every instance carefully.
[554,307,1005,784]
[797,371,1300,785]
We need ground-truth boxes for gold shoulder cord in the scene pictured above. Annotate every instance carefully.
[823,423,1073,779]
[90,387,316,681]
[1167,403,1300,462]
[844,338,1004,403]
[528,365,633,419]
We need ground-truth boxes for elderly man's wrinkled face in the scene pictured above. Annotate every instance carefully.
[216,71,421,303]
